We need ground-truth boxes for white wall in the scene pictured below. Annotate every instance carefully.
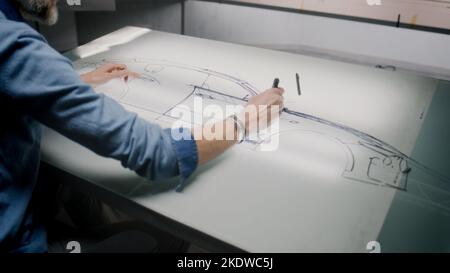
[185,0,450,80]
[40,0,183,52]
[76,0,182,45]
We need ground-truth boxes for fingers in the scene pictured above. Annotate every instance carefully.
[247,87,285,110]
[120,70,141,81]
[271,87,285,96]
[108,69,140,81]
[123,71,141,82]
[239,86,286,133]
[267,87,285,110]
[263,87,284,100]
[100,63,127,72]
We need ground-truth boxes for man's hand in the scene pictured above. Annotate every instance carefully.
[80,63,140,86]
[240,87,285,135]
[194,87,285,165]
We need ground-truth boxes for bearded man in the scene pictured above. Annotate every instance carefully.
[0,0,284,252]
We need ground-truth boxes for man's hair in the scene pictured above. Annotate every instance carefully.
[14,0,58,25]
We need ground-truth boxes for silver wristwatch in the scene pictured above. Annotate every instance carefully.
[231,114,246,144]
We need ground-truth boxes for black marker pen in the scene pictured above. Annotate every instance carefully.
[272,78,280,88]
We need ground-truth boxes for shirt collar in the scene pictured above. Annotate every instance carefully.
[0,0,25,22]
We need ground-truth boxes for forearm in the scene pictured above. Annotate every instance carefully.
[193,117,238,165]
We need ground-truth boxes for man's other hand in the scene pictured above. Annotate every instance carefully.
[80,63,140,86]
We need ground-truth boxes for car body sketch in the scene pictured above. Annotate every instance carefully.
[75,58,450,211]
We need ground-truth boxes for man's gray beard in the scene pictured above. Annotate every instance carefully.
[15,0,58,25]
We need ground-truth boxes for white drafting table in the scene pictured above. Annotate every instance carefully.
[41,27,438,252]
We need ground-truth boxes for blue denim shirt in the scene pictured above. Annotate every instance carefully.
[0,0,198,252]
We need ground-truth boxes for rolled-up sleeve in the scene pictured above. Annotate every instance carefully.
[169,128,198,192]
[0,20,198,188]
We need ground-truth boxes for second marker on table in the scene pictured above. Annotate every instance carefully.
[296,73,301,96]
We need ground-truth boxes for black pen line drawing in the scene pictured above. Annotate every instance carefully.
[76,58,450,213]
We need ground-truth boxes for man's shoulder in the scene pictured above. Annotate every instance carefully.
[0,11,40,39]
